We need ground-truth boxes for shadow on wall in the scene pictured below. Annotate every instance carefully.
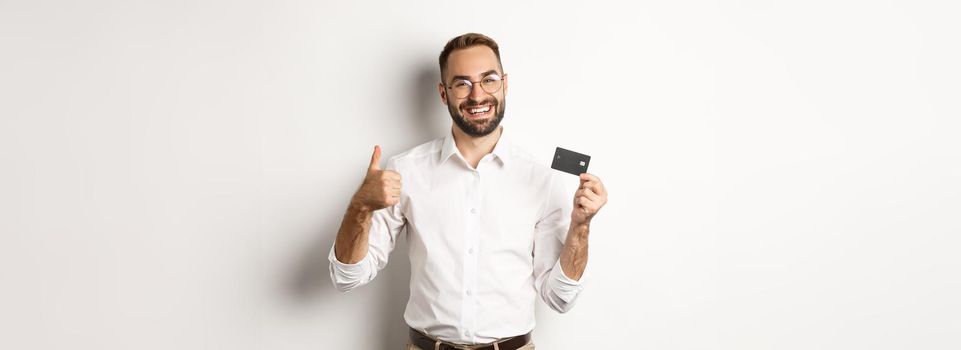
[407,60,450,146]
[284,60,444,349]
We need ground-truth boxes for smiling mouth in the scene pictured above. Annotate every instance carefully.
[463,104,493,119]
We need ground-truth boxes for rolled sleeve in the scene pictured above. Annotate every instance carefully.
[327,157,408,293]
[549,258,587,303]
[328,244,375,292]
[532,171,588,313]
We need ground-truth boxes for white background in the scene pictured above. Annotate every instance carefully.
[1,1,959,349]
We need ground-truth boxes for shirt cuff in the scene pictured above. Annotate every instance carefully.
[548,259,586,303]
[328,242,371,281]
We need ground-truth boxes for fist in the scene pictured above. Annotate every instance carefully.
[351,145,402,211]
[572,173,607,225]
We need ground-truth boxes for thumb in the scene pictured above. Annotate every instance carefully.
[368,145,382,171]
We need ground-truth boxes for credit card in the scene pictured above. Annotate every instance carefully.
[551,147,590,176]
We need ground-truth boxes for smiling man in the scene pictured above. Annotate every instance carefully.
[328,33,608,350]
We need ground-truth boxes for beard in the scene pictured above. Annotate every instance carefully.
[447,97,506,137]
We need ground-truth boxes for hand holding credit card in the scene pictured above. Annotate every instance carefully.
[551,147,591,175]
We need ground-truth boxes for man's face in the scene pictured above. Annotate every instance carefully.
[438,46,508,137]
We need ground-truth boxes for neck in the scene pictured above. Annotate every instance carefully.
[452,125,502,168]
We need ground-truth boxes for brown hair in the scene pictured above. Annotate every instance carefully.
[438,33,504,83]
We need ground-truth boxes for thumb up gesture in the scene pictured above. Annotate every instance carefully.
[351,145,403,212]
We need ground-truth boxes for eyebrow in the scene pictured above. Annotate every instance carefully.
[449,70,501,84]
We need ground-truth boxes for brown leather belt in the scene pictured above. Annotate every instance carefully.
[409,327,531,350]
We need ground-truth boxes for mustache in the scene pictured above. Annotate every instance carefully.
[460,99,497,109]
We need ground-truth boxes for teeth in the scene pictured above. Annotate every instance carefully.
[469,106,491,114]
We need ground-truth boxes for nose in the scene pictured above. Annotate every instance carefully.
[467,81,487,101]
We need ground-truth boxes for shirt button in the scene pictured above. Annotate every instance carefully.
[466,289,472,296]
[470,208,477,214]
[468,247,474,254]
[464,331,470,337]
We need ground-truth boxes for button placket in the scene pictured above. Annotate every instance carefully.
[460,170,481,342]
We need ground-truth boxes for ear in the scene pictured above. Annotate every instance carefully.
[502,73,508,95]
[438,82,448,105]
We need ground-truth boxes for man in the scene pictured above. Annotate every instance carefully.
[328,33,608,350]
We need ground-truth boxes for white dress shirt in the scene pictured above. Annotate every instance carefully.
[328,125,589,344]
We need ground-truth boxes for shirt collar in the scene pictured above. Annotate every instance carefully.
[440,125,511,166]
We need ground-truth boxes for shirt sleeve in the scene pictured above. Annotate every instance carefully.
[328,157,408,292]
[532,170,589,313]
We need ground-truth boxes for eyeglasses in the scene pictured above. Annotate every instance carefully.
[445,73,506,99]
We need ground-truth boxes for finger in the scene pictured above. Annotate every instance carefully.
[578,199,599,214]
[579,180,600,192]
[368,145,382,171]
[592,177,606,195]
[579,188,601,202]
[576,199,594,214]
[587,182,604,196]
[580,179,605,196]
[383,170,402,180]
[576,196,591,208]
[575,187,598,199]
[575,197,600,213]
[579,172,599,183]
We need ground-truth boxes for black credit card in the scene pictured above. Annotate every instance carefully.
[551,147,590,176]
